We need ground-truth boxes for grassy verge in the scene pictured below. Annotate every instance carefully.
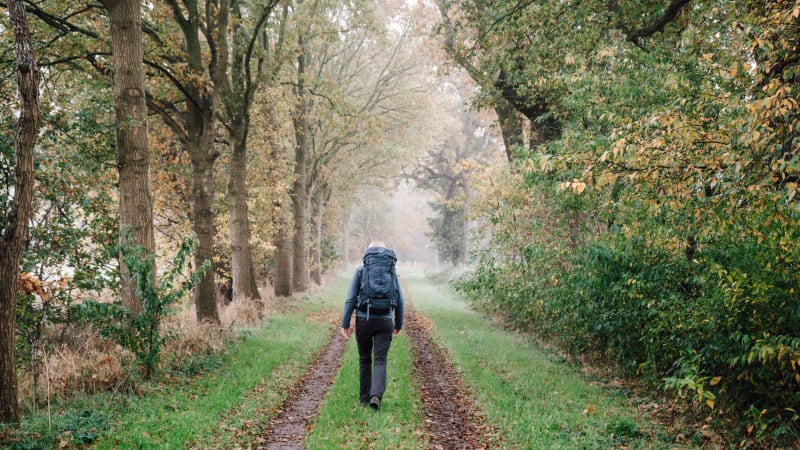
[306,330,423,449]
[99,312,332,449]
[404,270,698,449]
[3,279,344,450]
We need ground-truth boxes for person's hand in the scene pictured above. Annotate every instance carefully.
[341,327,352,338]
[393,328,401,337]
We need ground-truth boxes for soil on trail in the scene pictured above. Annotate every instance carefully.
[405,310,498,450]
[258,331,347,450]
[256,307,496,449]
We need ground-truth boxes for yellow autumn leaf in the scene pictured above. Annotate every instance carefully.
[709,376,722,386]
[706,398,715,409]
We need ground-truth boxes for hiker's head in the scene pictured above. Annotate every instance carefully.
[367,240,386,249]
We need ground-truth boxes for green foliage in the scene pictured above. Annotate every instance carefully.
[73,233,208,379]
[426,201,466,265]
[412,271,684,448]
[319,237,339,274]
[4,409,109,450]
[12,84,120,378]
[454,0,800,445]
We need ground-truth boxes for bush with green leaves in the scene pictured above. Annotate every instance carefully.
[73,233,209,379]
[459,162,800,444]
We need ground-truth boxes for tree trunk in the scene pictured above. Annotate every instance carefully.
[264,110,293,298]
[188,120,220,323]
[101,0,155,318]
[291,121,309,292]
[228,125,261,301]
[495,98,524,162]
[176,0,222,324]
[310,185,323,285]
[341,212,350,263]
[219,0,282,304]
[1,0,39,423]
[290,40,309,293]
[273,205,293,297]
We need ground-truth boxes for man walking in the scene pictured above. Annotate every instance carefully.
[341,240,404,411]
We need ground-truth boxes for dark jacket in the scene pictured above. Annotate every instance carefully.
[341,247,404,330]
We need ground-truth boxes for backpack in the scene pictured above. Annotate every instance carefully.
[357,247,398,316]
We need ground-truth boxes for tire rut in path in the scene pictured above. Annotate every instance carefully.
[406,310,498,449]
[258,330,346,450]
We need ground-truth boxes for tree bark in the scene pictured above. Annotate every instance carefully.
[263,109,293,298]
[273,205,293,297]
[100,0,155,318]
[291,113,309,292]
[494,98,525,162]
[290,37,309,293]
[1,0,39,423]
[228,126,261,301]
[180,1,221,323]
[310,184,323,285]
[188,124,220,323]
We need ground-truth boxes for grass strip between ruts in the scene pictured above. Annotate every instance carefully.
[306,328,423,449]
[403,270,700,450]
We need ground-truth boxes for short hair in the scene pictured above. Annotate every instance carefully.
[368,240,386,248]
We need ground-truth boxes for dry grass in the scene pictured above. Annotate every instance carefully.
[17,288,280,412]
[160,308,232,372]
[219,298,267,328]
[18,326,136,412]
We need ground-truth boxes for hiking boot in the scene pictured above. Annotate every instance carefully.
[369,395,380,411]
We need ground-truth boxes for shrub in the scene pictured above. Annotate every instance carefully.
[72,233,208,379]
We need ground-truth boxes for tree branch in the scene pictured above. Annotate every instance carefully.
[622,0,692,49]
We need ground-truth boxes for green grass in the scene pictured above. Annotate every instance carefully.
[403,270,696,450]
[6,271,698,449]
[95,287,344,449]
[3,279,346,450]
[306,330,423,449]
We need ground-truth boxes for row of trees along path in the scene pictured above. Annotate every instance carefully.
[257,308,495,449]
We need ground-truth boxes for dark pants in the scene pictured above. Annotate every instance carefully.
[355,317,394,404]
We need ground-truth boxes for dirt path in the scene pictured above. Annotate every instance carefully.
[257,331,347,450]
[256,307,496,449]
[405,310,498,449]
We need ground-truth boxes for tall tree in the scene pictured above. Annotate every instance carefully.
[406,105,491,265]
[301,3,427,277]
[99,0,156,318]
[265,107,294,297]
[143,0,230,322]
[290,3,311,293]
[9,1,224,322]
[1,0,39,423]
[218,0,285,302]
